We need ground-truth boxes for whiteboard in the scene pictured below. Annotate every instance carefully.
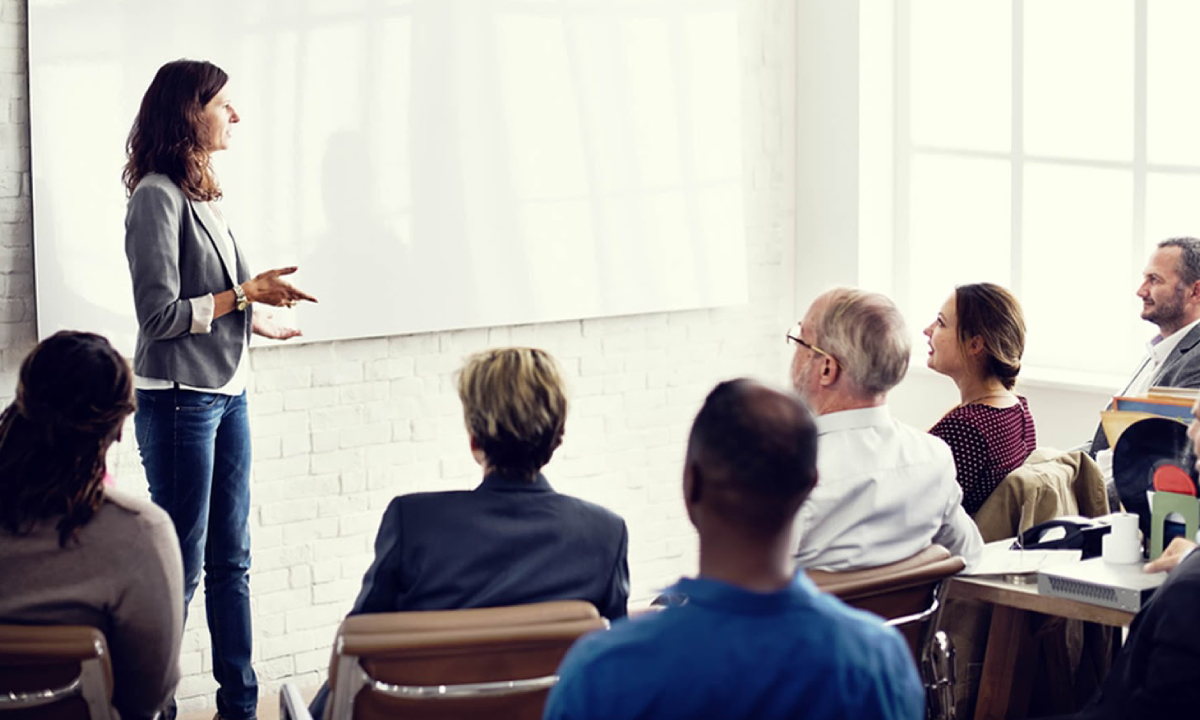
[28,0,746,350]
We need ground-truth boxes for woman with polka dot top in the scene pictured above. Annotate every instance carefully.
[924,283,1037,514]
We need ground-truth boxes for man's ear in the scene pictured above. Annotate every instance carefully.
[684,463,703,505]
[1188,280,1200,304]
[683,463,703,529]
[468,434,488,468]
[819,356,840,387]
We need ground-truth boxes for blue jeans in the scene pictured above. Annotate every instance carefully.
[135,388,258,720]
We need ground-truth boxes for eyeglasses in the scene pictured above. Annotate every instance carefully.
[786,323,835,362]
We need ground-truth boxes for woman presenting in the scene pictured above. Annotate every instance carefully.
[123,59,315,720]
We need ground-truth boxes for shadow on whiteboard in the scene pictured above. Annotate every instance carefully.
[30,0,747,352]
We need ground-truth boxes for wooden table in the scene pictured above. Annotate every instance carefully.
[948,575,1136,720]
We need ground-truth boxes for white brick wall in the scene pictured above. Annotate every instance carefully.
[1,0,796,711]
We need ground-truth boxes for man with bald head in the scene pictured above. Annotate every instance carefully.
[544,379,924,720]
[789,287,982,571]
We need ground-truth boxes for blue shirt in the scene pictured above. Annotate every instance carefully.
[543,573,924,720]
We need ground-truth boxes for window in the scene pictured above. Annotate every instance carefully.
[860,0,1200,386]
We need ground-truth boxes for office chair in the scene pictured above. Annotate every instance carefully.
[281,600,607,720]
[0,624,116,720]
[808,544,966,720]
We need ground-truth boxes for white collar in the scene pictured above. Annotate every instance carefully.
[815,404,891,435]
[1149,316,1200,365]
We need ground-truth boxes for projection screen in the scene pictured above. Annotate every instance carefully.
[28,0,747,351]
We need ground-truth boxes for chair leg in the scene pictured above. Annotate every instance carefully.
[79,656,115,720]
[916,580,957,720]
[279,683,313,720]
[924,630,956,720]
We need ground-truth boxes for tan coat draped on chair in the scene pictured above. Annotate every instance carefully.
[948,447,1110,718]
[972,448,1109,543]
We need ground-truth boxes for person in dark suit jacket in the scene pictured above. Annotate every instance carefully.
[1048,549,1200,720]
[1051,394,1200,719]
[1090,237,1200,456]
[309,347,629,719]
[1062,546,1200,718]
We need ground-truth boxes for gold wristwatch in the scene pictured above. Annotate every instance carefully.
[232,283,250,312]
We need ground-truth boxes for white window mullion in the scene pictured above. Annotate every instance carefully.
[892,0,913,310]
[1010,0,1025,298]
[1132,0,1148,261]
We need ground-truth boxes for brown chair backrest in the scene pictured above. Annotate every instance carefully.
[326,600,607,720]
[0,625,115,720]
[807,545,966,658]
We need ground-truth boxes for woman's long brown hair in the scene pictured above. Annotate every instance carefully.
[122,59,228,201]
[0,331,136,546]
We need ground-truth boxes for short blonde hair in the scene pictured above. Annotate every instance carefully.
[456,347,568,477]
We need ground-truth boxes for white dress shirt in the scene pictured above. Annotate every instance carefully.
[793,405,984,573]
[1124,316,1200,398]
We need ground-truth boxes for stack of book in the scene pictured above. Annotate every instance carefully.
[1101,386,1197,447]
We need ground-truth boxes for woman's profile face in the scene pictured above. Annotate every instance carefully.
[923,294,966,377]
[200,85,239,153]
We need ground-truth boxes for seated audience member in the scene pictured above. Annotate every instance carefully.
[0,331,183,720]
[789,288,983,571]
[310,347,629,719]
[924,283,1036,514]
[1049,396,1200,719]
[543,379,924,720]
[1089,237,1200,477]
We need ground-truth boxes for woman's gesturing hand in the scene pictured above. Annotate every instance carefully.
[252,311,302,340]
[242,266,318,308]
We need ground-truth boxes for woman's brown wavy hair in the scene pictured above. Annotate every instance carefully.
[0,331,136,546]
[955,282,1026,390]
[122,59,227,201]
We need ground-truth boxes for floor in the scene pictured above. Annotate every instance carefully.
[179,686,318,720]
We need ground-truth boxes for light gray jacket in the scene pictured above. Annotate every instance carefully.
[125,173,252,388]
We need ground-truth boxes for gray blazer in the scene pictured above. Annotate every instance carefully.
[125,173,252,388]
[1090,321,1200,454]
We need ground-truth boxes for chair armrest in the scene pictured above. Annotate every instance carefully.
[280,683,312,720]
[808,545,953,593]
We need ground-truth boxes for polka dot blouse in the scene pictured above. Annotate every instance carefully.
[929,396,1037,515]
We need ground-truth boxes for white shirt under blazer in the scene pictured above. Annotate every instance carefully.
[793,405,984,573]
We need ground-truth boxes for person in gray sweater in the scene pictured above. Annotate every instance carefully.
[0,331,183,720]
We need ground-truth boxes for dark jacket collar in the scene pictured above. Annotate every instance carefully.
[1174,320,1200,356]
[477,470,554,493]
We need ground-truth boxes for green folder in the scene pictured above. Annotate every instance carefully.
[1150,491,1200,560]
